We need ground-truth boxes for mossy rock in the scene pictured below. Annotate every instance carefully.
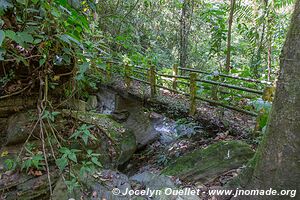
[162,140,254,184]
[86,95,98,111]
[59,99,87,111]
[0,167,59,200]
[5,110,40,145]
[4,110,67,146]
[0,96,37,118]
[3,109,136,167]
[62,110,137,166]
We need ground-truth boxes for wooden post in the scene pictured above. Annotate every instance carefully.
[211,74,219,100]
[124,64,131,89]
[189,72,197,116]
[172,64,178,92]
[106,62,112,82]
[149,65,157,98]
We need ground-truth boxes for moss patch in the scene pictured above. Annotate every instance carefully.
[162,140,254,184]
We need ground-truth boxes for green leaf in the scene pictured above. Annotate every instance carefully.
[69,130,81,139]
[41,110,50,119]
[0,30,5,46]
[76,62,90,80]
[68,152,77,163]
[85,130,97,141]
[59,147,70,154]
[32,154,44,169]
[4,159,15,170]
[81,133,89,145]
[33,39,42,44]
[56,157,68,171]
[4,30,16,40]
[58,34,71,45]
[11,31,34,46]
[16,0,26,5]
[79,164,93,177]
[87,149,93,155]
[52,111,61,116]
[66,33,83,48]
[17,32,34,43]
[64,178,80,192]
[39,58,46,66]
[58,34,83,49]
[91,157,102,167]
[51,8,61,17]
[21,159,32,172]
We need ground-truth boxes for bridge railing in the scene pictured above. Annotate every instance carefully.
[101,62,273,116]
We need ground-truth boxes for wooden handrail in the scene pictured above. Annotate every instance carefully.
[129,76,150,84]
[133,69,148,76]
[178,67,272,85]
[195,78,263,95]
[101,61,267,116]
[157,73,263,94]
[155,83,257,116]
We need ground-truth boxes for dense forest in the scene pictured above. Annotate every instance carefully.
[0,0,299,200]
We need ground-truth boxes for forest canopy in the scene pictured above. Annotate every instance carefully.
[0,0,294,91]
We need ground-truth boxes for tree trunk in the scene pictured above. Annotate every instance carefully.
[225,0,236,71]
[179,0,193,70]
[235,1,300,199]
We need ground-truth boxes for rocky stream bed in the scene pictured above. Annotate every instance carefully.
[0,88,255,200]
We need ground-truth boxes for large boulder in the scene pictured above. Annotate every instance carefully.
[113,97,161,149]
[4,110,65,146]
[5,111,39,145]
[162,141,254,184]
[95,88,161,149]
[122,108,160,149]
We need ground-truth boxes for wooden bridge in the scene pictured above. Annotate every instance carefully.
[100,62,273,117]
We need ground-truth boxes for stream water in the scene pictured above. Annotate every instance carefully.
[94,87,208,177]
[96,87,203,148]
